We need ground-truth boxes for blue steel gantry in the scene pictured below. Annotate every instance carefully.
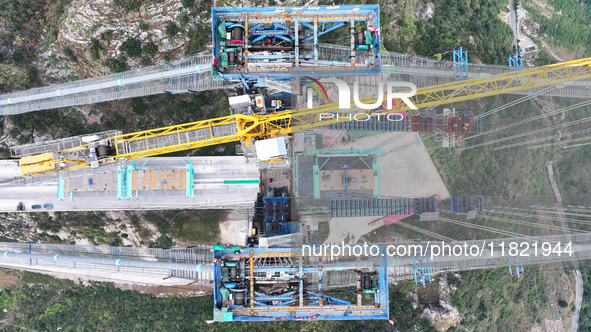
[413,252,432,287]
[212,246,389,322]
[509,52,523,70]
[453,46,468,80]
[211,5,381,91]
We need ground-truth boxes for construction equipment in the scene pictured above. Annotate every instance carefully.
[15,55,591,176]
[212,245,389,321]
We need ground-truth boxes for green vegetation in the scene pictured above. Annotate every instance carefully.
[169,210,225,243]
[143,42,158,55]
[579,267,591,330]
[101,29,114,43]
[555,144,591,197]
[0,0,71,90]
[8,108,90,143]
[139,210,227,245]
[119,37,142,57]
[417,0,512,63]
[186,24,210,55]
[104,55,128,73]
[89,37,102,61]
[180,12,190,25]
[0,64,30,91]
[0,280,212,330]
[181,0,195,8]
[318,0,513,64]
[139,21,149,30]
[140,57,152,66]
[525,0,591,57]
[451,266,571,330]
[6,90,229,151]
[0,270,431,331]
[62,46,77,62]
[166,22,179,38]
[113,0,144,11]
[1,208,228,247]
[31,212,125,246]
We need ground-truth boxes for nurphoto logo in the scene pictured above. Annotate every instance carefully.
[308,77,418,110]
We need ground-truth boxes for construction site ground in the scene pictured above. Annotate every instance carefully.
[318,129,450,198]
[313,128,450,244]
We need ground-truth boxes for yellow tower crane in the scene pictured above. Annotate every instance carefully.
[18,57,591,176]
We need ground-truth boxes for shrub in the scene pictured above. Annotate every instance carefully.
[113,0,142,11]
[131,98,146,115]
[142,42,158,55]
[139,57,152,67]
[180,13,190,25]
[89,38,102,60]
[62,47,72,57]
[165,22,178,38]
[119,37,142,57]
[105,55,127,73]
[101,30,113,43]
[139,22,149,31]
[181,0,194,8]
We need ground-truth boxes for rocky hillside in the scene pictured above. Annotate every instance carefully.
[48,0,201,79]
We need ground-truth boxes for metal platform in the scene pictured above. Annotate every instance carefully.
[212,246,389,321]
[329,115,412,132]
[212,5,381,83]
[0,242,214,285]
[0,55,237,115]
[124,123,238,154]
[329,198,414,218]
[10,130,122,158]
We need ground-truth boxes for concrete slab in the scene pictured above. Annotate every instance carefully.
[0,156,261,212]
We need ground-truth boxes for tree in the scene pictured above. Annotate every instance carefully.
[105,55,127,73]
[143,43,158,55]
[89,38,102,60]
[140,58,151,67]
[113,0,142,11]
[180,13,190,25]
[119,37,142,57]
[181,0,194,8]
[166,22,179,38]
[101,30,114,43]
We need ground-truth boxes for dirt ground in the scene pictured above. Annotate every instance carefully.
[218,208,252,246]
[0,268,23,289]
[116,283,210,297]
[324,216,385,245]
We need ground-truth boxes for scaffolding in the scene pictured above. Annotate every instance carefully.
[413,252,432,287]
[0,55,238,115]
[453,46,468,80]
[330,198,415,218]
[0,242,214,284]
[212,246,389,321]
